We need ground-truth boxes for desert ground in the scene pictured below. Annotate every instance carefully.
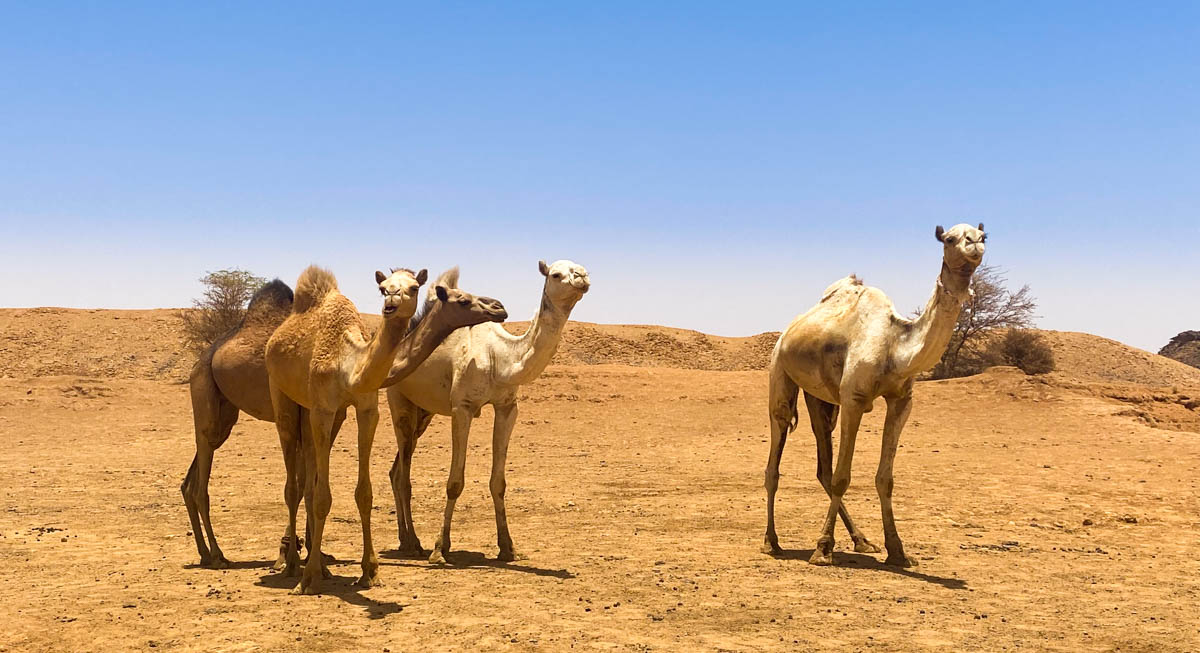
[2,308,1199,652]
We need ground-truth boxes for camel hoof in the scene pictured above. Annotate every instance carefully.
[207,556,231,570]
[853,539,882,554]
[428,549,446,565]
[291,575,322,595]
[497,549,525,562]
[761,540,782,555]
[355,574,380,589]
[885,553,918,568]
[808,550,834,566]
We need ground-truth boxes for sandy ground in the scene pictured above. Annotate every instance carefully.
[2,364,1199,652]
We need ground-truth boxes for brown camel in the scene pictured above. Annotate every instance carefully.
[181,270,506,575]
[763,223,985,567]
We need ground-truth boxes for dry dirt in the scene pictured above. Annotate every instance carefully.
[2,310,1200,652]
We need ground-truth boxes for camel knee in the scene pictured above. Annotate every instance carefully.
[489,477,506,499]
[446,479,464,500]
[314,487,333,518]
[875,472,893,498]
[764,468,779,491]
[831,473,850,497]
[355,483,373,511]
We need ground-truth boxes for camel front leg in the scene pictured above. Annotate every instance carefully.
[491,403,519,561]
[430,405,474,564]
[803,393,880,554]
[354,402,381,588]
[295,408,335,595]
[878,393,917,567]
[810,400,864,566]
[387,396,424,556]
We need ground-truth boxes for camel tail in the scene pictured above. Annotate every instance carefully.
[292,265,338,313]
[409,266,460,334]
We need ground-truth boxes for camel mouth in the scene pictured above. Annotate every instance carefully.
[491,309,509,322]
[382,305,398,317]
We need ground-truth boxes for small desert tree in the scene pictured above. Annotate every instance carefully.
[929,264,1040,378]
[987,329,1055,375]
[181,269,267,355]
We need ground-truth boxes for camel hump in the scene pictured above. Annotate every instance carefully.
[427,266,460,301]
[245,279,294,318]
[293,265,339,313]
[820,274,865,303]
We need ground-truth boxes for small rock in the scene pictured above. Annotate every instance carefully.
[1082,518,1094,526]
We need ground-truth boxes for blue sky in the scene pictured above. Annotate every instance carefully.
[2,2,1197,351]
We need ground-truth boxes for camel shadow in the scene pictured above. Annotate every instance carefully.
[771,549,968,590]
[183,560,274,571]
[255,569,406,619]
[382,549,575,580]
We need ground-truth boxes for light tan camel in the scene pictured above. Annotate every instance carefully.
[384,260,590,563]
[763,223,985,567]
[182,272,506,571]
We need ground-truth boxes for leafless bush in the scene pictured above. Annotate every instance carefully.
[929,264,1039,379]
[180,269,266,355]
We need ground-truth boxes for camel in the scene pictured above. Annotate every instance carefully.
[384,260,590,564]
[763,223,986,567]
[182,267,506,583]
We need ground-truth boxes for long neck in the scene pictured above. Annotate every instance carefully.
[381,303,460,387]
[348,315,409,393]
[894,262,971,377]
[506,291,572,385]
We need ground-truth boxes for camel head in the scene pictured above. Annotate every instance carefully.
[538,259,590,312]
[431,283,508,329]
[375,268,428,321]
[935,223,986,274]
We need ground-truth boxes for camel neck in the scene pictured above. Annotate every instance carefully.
[348,315,409,393]
[509,291,570,385]
[895,263,970,378]
[381,303,459,387]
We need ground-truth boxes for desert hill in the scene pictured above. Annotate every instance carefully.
[1159,330,1200,369]
[3,307,1199,389]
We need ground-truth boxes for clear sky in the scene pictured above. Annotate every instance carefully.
[2,2,1197,352]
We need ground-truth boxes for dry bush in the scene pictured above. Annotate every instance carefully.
[929,264,1039,379]
[988,329,1055,375]
[180,269,266,355]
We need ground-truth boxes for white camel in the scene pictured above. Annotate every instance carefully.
[384,260,590,563]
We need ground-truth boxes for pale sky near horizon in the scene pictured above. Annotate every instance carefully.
[2,3,1197,352]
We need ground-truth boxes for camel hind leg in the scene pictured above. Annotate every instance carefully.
[804,392,880,554]
[763,364,798,554]
[183,360,239,568]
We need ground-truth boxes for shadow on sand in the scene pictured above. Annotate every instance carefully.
[183,559,275,571]
[381,548,575,580]
[254,568,406,619]
[770,549,968,590]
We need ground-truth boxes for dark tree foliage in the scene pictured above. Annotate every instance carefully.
[929,264,1040,379]
[987,329,1056,375]
[180,269,267,355]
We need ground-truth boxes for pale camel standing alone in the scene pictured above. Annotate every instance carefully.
[764,224,985,566]
[264,265,506,594]
[181,272,506,570]
[385,260,590,563]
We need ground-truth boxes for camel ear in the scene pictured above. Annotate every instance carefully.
[977,222,985,232]
[375,270,387,284]
[538,260,549,277]
[435,285,449,302]
[934,226,945,242]
[415,269,428,285]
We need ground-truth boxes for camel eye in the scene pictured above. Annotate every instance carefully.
[943,236,957,245]
[551,272,563,279]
